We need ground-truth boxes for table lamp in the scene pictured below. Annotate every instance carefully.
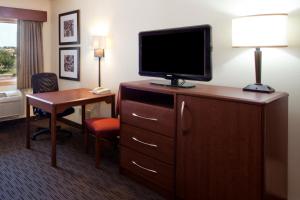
[232,14,288,93]
[93,36,106,87]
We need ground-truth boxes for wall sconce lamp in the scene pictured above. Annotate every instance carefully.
[93,36,106,87]
[232,14,288,93]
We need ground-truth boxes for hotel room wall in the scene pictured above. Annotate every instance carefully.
[50,0,300,199]
[0,0,52,73]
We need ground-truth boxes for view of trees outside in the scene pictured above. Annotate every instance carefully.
[0,22,17,85]
[0,47,16,75]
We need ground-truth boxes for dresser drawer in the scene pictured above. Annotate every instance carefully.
[120,124,174,164]
[120,147,174,191]
[121,100,175,137]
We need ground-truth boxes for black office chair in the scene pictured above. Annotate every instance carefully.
[31,73,75,140]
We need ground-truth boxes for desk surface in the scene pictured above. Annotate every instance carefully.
[26,88,114,105]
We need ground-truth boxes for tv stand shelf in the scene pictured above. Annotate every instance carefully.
[119,80,288,200]
[121,87,174,108]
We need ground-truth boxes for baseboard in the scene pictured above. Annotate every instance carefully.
[57,118,82,129]
[0,116,82,130]
[265,193,287,200]
[0,117,27,127]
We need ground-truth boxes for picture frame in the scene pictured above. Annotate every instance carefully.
[59,10,80,45]
[59,47,80,81]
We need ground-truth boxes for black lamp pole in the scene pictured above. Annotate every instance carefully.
[94,48,104,87]
[254,47,262,85]
[243,47,275,93]
[98,57,101,87]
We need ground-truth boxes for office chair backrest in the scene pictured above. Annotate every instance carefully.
[32,73,59,94]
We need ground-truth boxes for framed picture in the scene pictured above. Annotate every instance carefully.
[59,47,80,81]
[59,10,80,45]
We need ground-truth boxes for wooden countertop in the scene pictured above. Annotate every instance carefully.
[121,80,288,105]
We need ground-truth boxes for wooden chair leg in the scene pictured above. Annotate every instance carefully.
[84,127,89,153]
[95,137,101,169]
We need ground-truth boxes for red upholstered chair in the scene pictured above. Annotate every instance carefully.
[84,93,120,169]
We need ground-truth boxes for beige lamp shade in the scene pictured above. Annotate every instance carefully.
[94,48,104,57]
[232,14,288,48]
[93,36,106,58]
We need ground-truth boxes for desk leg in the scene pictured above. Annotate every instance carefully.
[82,104,86,133]
[51,106,57,167]
[82,104,87,152]
[111,95,116,118]
[26,97,30,149]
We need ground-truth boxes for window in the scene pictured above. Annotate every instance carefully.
[0,22,17,87]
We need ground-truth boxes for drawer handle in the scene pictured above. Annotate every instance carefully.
[132,113,158,121]
[132,137,158,148]
[180,101,185,124]
[180,101,187,133]
[131,161,158,174]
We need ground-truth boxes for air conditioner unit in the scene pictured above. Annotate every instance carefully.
[0,90,23,119]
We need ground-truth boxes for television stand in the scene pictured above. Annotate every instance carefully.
[150,79,195,88]
[119,80,288,199]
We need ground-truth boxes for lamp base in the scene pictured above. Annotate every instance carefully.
[243,83,275,93]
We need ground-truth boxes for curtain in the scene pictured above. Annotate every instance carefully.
[17,20,44,89]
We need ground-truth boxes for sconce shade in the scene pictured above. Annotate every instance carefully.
[232,14,288,47]
[94,48,104,58]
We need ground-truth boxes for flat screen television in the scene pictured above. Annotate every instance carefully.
[139,25,212,88]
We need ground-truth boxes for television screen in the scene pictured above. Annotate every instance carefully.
[139,25,212,87]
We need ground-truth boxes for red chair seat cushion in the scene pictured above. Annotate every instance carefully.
[85,118,120,138]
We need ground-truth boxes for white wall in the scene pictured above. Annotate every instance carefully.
[52,0,299,199]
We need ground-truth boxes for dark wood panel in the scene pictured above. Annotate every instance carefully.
[264,96,288,200]
[120,147,174,191]
[120,168,174,199]
[28,97,52,113]
[176,95,263,200]
[121,100,175,137]
[120,124,174,164]
[121,80,287,105]
[0,6,47,22]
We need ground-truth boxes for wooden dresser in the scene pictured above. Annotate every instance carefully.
[119,80,288,200]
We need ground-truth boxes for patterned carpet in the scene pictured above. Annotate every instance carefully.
[0,120,163,200]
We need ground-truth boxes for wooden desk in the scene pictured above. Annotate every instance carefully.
[26,88,115,167]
